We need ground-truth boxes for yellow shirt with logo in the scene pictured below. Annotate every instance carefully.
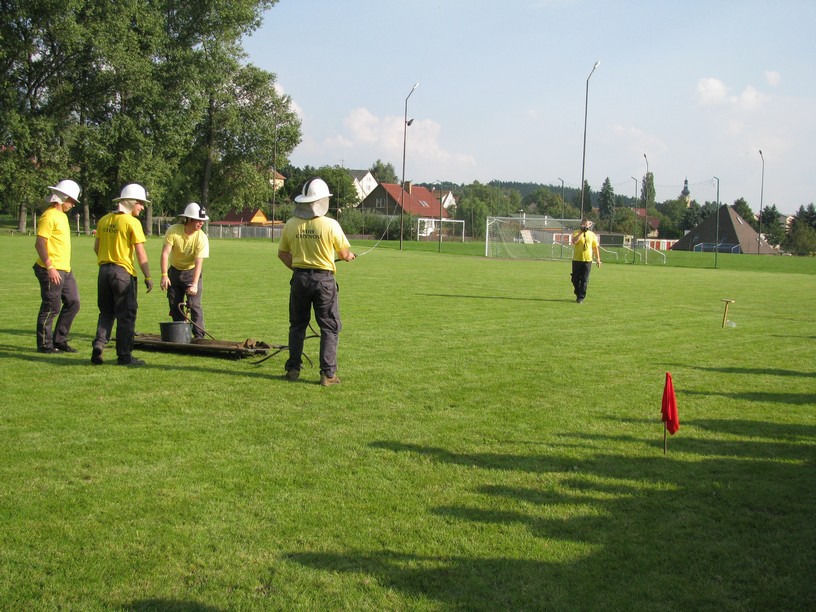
[572,229,599,262]
[279,216,350,274]
[163,223,209,270]
[35,206,71,271]
[96,212,146,277]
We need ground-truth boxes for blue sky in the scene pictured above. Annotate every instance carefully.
[243,0,815,215]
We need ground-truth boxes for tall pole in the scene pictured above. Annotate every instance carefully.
[643,154,649,264]
[557,178,566,258]
[271,118,278,242]
[399,82,418,251]
[758,149,764,254]
[579,61,600,219]
[437,180,443,253]
[714,176,720,269]
[631,176,637,264]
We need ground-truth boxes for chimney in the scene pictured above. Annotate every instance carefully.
[403,181,412,194]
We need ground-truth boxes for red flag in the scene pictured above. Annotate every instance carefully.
[661,372,680,435]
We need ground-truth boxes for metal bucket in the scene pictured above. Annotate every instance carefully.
[159,321,192,344]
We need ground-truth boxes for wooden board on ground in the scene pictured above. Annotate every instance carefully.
[133,333,278,358]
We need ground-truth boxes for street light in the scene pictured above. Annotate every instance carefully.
[579,60,600,219]
[758,149,764,254]
[714,176,720,269]
[631,176,638,264]
[558,177,565,258]
[399,82,419,251]
[270,118,278,242]
[643,154,649,264]
[437,180,443,253]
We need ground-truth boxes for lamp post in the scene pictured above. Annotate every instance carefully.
[399,82,419,251]
[437,180,443,253]
[643,154,649,264]
[631,176,638,264]
[558,177,565,258]
[713,176,720,269]
[270,118,278,242]
[758,149,764,254]
[579,60,600,219]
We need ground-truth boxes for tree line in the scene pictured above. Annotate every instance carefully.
[1,0,299,234]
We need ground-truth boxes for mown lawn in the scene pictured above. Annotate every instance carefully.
[1,234,814,610]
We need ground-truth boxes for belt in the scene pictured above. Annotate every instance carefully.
[293,268,332,275]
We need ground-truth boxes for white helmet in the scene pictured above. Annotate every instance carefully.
[295,178,332,203]
[180,202,208,221]
[113,183,151,204]
[293,178,332,218]
[48,179,81,203]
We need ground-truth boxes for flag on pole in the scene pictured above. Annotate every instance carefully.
[661,372,680,435]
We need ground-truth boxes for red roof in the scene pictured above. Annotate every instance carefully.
[380,183,449,218]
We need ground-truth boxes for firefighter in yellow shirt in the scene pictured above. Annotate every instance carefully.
[571,219,601,303]
[160,202,210,338]
[91,183,153,367]
[277,178,355,386]
[33,180,82,353]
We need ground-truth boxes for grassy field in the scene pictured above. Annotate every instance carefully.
[1,233,814,610]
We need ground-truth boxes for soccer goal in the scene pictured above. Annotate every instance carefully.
[485,216,582,260]
[417,217,466,242]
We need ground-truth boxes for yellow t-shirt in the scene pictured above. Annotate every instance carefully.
[278,216,350,274]
[572,229,599,262]
[163,223,209,270]
[96,212,146,277]
[35,206,71,271]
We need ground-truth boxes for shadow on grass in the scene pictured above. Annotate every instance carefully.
[418,292,570,303]
[672,364,815,378]
[122,600,224,611]
[286,437,815,609]
[681,388,816,405]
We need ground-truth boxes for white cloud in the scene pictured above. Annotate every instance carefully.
[764,70,782,87]
[696,78,765,111]
[696,77,730,106]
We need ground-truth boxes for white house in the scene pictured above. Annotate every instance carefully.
[348,170,378,203]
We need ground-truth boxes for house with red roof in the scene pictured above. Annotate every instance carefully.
[359,182,449,219]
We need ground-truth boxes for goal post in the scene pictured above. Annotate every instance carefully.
[416,217,466,242]
[485,216,582,260]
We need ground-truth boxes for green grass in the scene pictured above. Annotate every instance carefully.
[1,234,814,610]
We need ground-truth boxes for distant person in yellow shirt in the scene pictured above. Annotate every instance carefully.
[91,183,153,367]
[159,202,210,339]
[277,178,355,386]
[33,179,82,353]
[571,219,601,303]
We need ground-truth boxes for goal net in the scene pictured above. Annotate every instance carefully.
[485,216,582,260]
[417,217,466,242]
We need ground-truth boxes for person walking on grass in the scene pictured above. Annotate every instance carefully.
[33,179,82,354]
[160,202,210,339]
[277,178,355,386]
[571,218,601,303]
[91,183,153,367]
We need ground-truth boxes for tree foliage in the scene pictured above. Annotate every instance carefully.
[369,159,398,184]
[0,0,297,231]
[598,177,615,229]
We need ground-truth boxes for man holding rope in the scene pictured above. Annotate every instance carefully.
[277,178,355,386]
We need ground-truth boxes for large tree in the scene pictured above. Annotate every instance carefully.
[369,159,398,184]
[0,0,289,230]
[598,177,615,230]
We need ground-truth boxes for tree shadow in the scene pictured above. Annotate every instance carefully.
[671,364,815,378]
[122,600,225,612]
[286,436,815,609]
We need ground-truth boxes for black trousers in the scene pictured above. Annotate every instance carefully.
[33,264,80,349]
[93,264,138,361]
[571,261,592,300]
[285,269,342,377]
[167,266,205,338]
